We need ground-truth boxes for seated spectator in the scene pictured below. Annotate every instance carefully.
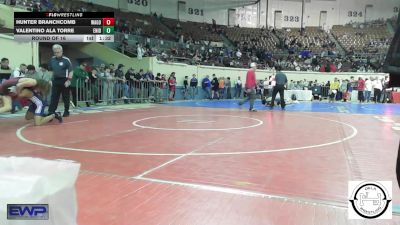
[12,64,27,78]
[0,58,12,83]
[25,65,38,79]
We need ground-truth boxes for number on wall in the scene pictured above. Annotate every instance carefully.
[348,11,363,17]
[395,7,399,13]
[188,8,204,16]
[127,0,148,7]
[284,16,300,22]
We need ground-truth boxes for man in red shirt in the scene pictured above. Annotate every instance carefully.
[238,62,257,112]
[357,77,365,103]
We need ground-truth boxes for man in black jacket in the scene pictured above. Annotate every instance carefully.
[125,68,135,102]
[211,74,219,99]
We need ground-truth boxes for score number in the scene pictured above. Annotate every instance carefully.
[102,18,114,34]
[102,18,115,26]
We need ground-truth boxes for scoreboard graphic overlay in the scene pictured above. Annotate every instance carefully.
[14,12,114,42]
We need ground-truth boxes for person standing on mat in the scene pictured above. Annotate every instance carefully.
[48,44,73,117]
[239,62,257,112]
[270,65,287,110]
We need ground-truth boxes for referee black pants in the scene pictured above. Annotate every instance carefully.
[271,84,285,108]
[48,82,70,114]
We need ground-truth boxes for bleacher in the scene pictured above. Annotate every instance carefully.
[115,12,176,41]
[277,27,334,54]
[332,23,392,54]
[223,27,280,53]
[5,0,394,72]
[161,18,223,42]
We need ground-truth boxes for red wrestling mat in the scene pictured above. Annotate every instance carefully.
[1,105,399,224]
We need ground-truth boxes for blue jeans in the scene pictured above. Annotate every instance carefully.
[190,87,197,99]
[235,87,242,98]
[114,83,129,99]
[364,91,371,102]
[203,87,211,99]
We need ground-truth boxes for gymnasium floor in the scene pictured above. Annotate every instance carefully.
[1,100,399,224]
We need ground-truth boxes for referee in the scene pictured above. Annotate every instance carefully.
[270,65,287,110]
[48,44,73,117]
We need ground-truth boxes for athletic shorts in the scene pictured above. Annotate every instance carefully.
[28,94,45,116]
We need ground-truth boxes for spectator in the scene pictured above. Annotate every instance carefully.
[235,76,242,98]
[330,63,337,73]
[146,70,155,96]
[211,74,219,99]
[236,49,242,59]
[0,58,12,83]
[263,77,271,98]
[340,79,348,102]
[12,64,27,78]
[114,64,128,103]
[329,78,340,102]
[364,78,372,103]
[99,66,114,105]
[125,68,136,102]
[109,63,115,74]
[168,72,176,101]
[144,70,155,98]
[121,38,128,54]
[89,67,99,104]
[183,75,189,100]
[189,74,198,100]
[71,62,89,107]
[132,69,143,102]
[154,73,163,103]
[37,64,52,103]
[357,77,365,103]
[382,76,390,103]
[25,65,38,79]
[218,77,225,99]
[288,80,295,90]
[372,77,382,103]
[225,77,232,99]
[37,64,52,81]
[202,75,211,99]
